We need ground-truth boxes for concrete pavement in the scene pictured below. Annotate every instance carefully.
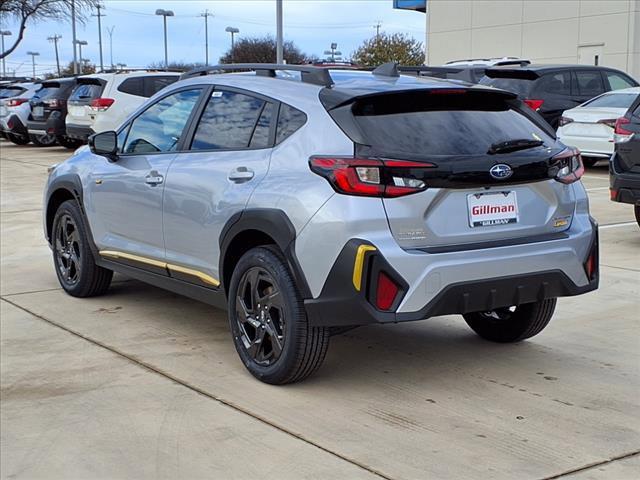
[1,141,638,479]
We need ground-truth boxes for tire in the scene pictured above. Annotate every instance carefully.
[56,135,84,149]
[463,298,557,343]
[30,133,57,147]
[228,246,330,384]
[6,132,30,145]
[582,157,599,168]
[51,200,113,297]
[635,205,640,228]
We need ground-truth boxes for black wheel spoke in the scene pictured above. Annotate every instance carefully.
[54,213,82,287]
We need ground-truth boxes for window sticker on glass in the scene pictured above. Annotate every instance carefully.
[212,91,223,98]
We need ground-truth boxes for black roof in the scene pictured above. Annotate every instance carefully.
[485,64,635,80]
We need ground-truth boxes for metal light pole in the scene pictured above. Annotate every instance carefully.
[324,43,341,62]
[92,4,105,71]
[106,26,115,69]
[26,51,39,79]
[71,0,78,74]
[200,10,214,66]
[0,31,11,78]
[225,27,239,63]
[47,35,62,76]
[276,0,283,64]
[155,9,174,71]
[75,40,87,73]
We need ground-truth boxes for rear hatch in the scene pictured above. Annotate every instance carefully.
[30,80,74,121]
[66,77,106,127]
[323,87,580,250]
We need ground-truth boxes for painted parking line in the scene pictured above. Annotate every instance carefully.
[599,221,637,230]
[585,187,610,192]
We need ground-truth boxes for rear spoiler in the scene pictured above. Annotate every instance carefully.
[485,68,540,80]
[76,77,107,87]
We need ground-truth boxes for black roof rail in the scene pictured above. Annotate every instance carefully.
[179,63,334,87]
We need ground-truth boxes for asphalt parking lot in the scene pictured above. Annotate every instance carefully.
[1,141,638,479]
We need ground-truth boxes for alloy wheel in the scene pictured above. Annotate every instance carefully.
[55,214,82,286]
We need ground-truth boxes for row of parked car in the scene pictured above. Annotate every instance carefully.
[0,70,180,148]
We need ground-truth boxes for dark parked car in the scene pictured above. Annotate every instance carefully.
[609,94,640,226]
[480,65,638,129]
[26,78,82,149]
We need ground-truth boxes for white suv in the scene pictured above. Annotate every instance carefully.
[0,82,42,145]
[65,71,179,142]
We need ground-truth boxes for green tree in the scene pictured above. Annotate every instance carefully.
[0,0,98,58]
[352,32,425,67]
[43,60,95,78]
[219,36,311,64]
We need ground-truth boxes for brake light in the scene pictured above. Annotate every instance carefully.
[558,116,573,127]
[43,99,62,108]
[90,98,115,111]
[552,147,584,185]
[309,156,436,198]
[524,99,544,111]
[614,117,632,135]
[6,98,28,107]
[376,271,399,311]
[597,118,617,129]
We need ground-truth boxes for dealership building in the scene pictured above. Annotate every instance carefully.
[394,0,640,79]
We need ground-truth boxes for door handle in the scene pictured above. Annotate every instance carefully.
[228,166,254,183]
[145,171,164,186]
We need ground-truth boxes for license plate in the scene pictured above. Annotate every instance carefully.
[69,106,85,117]
[468,191,518,227]
[0,106,7,117]
[33,106,44,117]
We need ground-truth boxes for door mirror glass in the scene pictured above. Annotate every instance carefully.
[89,131,118,159]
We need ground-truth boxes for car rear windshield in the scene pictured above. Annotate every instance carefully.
[33,86,63,100]
[348,90,554,157]
[478,77,534,97]
[0,87,26,98]
[69,83,104,102]
[582,93,638,109]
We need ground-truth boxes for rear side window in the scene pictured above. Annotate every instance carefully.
[536,72,571,95]
[191,90,272,150]
[276,103,306,143]
[347,91,555,157]
[117,77,144,97]
[582,93,638,109]
[576,71,604,96]
[478,77,534,97]
[69,83,104,102]
[144,76,178,97]
[604,71,636,90]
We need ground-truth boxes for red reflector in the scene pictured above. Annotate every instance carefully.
[610,188,618,201]
[47,128,55,134]
[524,99,544,111]
[429,89,466,95]
[376,272,399,311]
[585,250,597,281]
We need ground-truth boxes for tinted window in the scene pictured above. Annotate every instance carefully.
[276,103,306,143]
[0,87,25,98]
[144,76,178,97]
[605,71,636,90]
[69,83,103,102]
[582,93,638,109]
[191,90,270,150]
[349,91,555,156]
[478,77,534,97]
[123,88,201,154]
[117,77,144,97]
[32,86,62,100]
[576,71,604,96]
[536,72,571,95]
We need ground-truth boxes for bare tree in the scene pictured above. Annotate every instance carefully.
[0,0,98,59]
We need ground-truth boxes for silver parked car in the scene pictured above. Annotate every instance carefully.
[44,64,599,384]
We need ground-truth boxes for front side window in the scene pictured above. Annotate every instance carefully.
[191,89,272,150]
[605,71,636,91]
[576,71,604,96]
[123,88,202,154]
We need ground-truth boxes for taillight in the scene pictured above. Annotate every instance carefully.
[614,117,633,144]
[524,99,544,111]
[43,99,62,108]
[552,147,584,184]
[6,98,28,107]
[375,271,399,311]
[597,118,617,129]
[90,98,115,111]
[309,156,436,198]
[558,116,573,127]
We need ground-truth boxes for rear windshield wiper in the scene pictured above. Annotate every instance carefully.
[488,138,544,155]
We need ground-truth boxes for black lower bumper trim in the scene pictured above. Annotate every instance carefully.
[66,124,94,140]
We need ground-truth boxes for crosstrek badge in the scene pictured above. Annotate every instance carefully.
[467,191,519,227]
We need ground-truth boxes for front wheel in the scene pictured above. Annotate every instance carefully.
[6,132,30,145]
[30,133,57,147]
[463,298,557,343]
[228,246,330,384]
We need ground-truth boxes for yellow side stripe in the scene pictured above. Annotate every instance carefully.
[99,250,220,287]
[352,245,377,291]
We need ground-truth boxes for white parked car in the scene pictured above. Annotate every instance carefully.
[557,87,640,167]
[0,82,45,145]
[65,70,180,142]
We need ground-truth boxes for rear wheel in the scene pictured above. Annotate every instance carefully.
[228,246,330,384]
[52,200,113,297]
[463,298,557,343]
[6,132,30,145]
[30,133,57,147]
[56,135,84,149]
[582,157,599,168]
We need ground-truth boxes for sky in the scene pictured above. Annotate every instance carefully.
[1,0,426,77]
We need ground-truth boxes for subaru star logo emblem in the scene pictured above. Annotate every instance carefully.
[489,164,513,180]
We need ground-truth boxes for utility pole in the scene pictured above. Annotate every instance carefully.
[0,31,11,78]
[200,10,214,66]
[276,0,283,64]
[92,4,105,72]
[75,40,87,73]
[106,26,115,69]
[373,21,382,41]
[26,51,39,79]
[47,35,62,76]
[71,0,78,74]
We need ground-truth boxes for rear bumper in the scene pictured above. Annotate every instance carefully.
[609,153,640,206]
[27,115,65,136]
[0,114,27,135]
[65,123,94,141]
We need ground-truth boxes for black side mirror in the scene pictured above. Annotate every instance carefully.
[89,131,118,161]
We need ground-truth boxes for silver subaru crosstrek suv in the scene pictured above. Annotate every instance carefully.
[44,63,599,384]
